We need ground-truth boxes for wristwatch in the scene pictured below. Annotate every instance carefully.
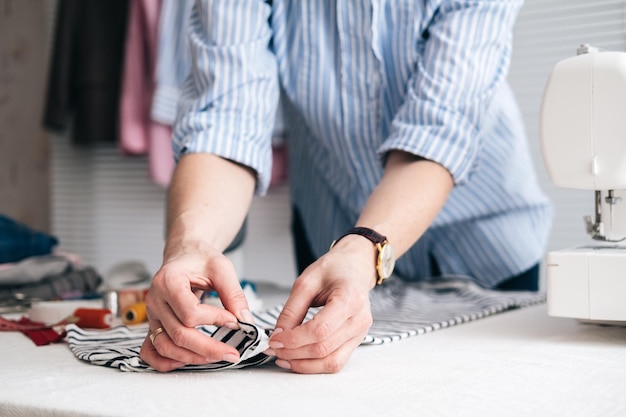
[330,227,395,285]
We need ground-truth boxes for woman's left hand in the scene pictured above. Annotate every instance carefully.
[268,235,377,374]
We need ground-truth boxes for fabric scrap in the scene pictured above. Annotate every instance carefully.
[0,265,101,301]
[0,215,58,264]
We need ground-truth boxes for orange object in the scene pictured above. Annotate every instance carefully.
[117,288,149,313]
[73,308,113,329]
[121,301,147,325]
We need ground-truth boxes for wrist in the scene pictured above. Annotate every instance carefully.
[330,227,396,286]
[166,211,238,257]
[163,238,217,264]
[332,235,378,287]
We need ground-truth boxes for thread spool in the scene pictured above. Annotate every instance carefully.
[121,301,147,325]
[102,290,119,317]
[73,308,113,329]
[117,288,149,313]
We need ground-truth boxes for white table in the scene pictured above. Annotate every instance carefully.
[1,289,625,417]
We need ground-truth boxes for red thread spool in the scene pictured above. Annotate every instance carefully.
[73,308,113,329]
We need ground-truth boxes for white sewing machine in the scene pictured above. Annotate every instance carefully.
[540,44,626,323]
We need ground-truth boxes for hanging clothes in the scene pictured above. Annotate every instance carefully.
[118,0,174,188]
[119,0,162,155]
[43,0,129,145]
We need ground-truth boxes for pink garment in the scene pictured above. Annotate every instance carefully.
[149,122,175,188]
[119,0,174,187]
[270,144,288,187]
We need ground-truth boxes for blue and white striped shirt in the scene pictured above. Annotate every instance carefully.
[173,0,553,287]
[151,0,195,125]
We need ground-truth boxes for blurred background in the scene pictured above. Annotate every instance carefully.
[1,0,619,288]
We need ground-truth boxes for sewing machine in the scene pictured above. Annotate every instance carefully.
[540,44,626,323]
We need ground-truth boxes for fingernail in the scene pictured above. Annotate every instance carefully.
[275,359,291,370]
[170,361,185,369]
[224,321,240,330]
[269,340,284,349]
[222,353,240,364]
[240,309,255,324]
[269,328,284,348]
[264,348,276,356]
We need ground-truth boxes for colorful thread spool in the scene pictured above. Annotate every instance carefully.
[121,301,147,325]
[73,308,113,329]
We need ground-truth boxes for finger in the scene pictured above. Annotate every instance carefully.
[208,260,253,323]
[272,313,363,361]
[155,303,242,363]
[275,334,364,374]
[145,318,215,365]
[270,290,371,349]
[139,318,204,372]
[158,273,240,328]
[147,323,240,366]
[172,301,242,329]
[146,274,242,365]
[273,274,320,333]
[140,335,186,372]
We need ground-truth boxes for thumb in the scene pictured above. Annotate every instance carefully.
[211,267,254,324]
[274,273,319,331]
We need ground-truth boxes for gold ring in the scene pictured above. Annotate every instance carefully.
[149,327,165,345]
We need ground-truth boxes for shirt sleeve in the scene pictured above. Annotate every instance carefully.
[377,0,523,185]
[173,0,279,195]
[151,0,195,126]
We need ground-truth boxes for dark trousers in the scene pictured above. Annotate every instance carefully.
[291,207,539,291]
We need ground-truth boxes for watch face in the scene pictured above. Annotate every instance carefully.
[379,244,396,279]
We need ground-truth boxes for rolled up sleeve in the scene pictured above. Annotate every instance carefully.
[173,0,279,195]
[378,0,523,185]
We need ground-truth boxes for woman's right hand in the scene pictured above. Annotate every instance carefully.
[139,247,253,372]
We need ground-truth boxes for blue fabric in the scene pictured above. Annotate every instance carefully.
[172,0,553,287]
[0,215,58,264]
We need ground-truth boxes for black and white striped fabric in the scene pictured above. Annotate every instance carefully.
[66,321,274,372]
[66,277,545,372]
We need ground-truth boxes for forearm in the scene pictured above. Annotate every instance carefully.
[164,153,256,262]
[357,151,454,258]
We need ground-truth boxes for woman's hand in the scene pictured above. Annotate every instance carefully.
[268,235,376,374]
[267,154,454,374]
[139,248,253,372]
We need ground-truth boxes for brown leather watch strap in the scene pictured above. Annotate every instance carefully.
[330,227,387,248]
[330,227,394,285]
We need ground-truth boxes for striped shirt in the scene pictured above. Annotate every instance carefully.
[172,0,553,287]
[151,0,195,125]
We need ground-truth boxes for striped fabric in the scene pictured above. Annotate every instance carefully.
[66,321,274,372]
[66,277,544,372]
[256,277,545,344]
[171,0,553,289]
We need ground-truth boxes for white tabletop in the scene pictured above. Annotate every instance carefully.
[1,295,625,417]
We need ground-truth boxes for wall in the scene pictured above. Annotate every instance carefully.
[0,0,49,232]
